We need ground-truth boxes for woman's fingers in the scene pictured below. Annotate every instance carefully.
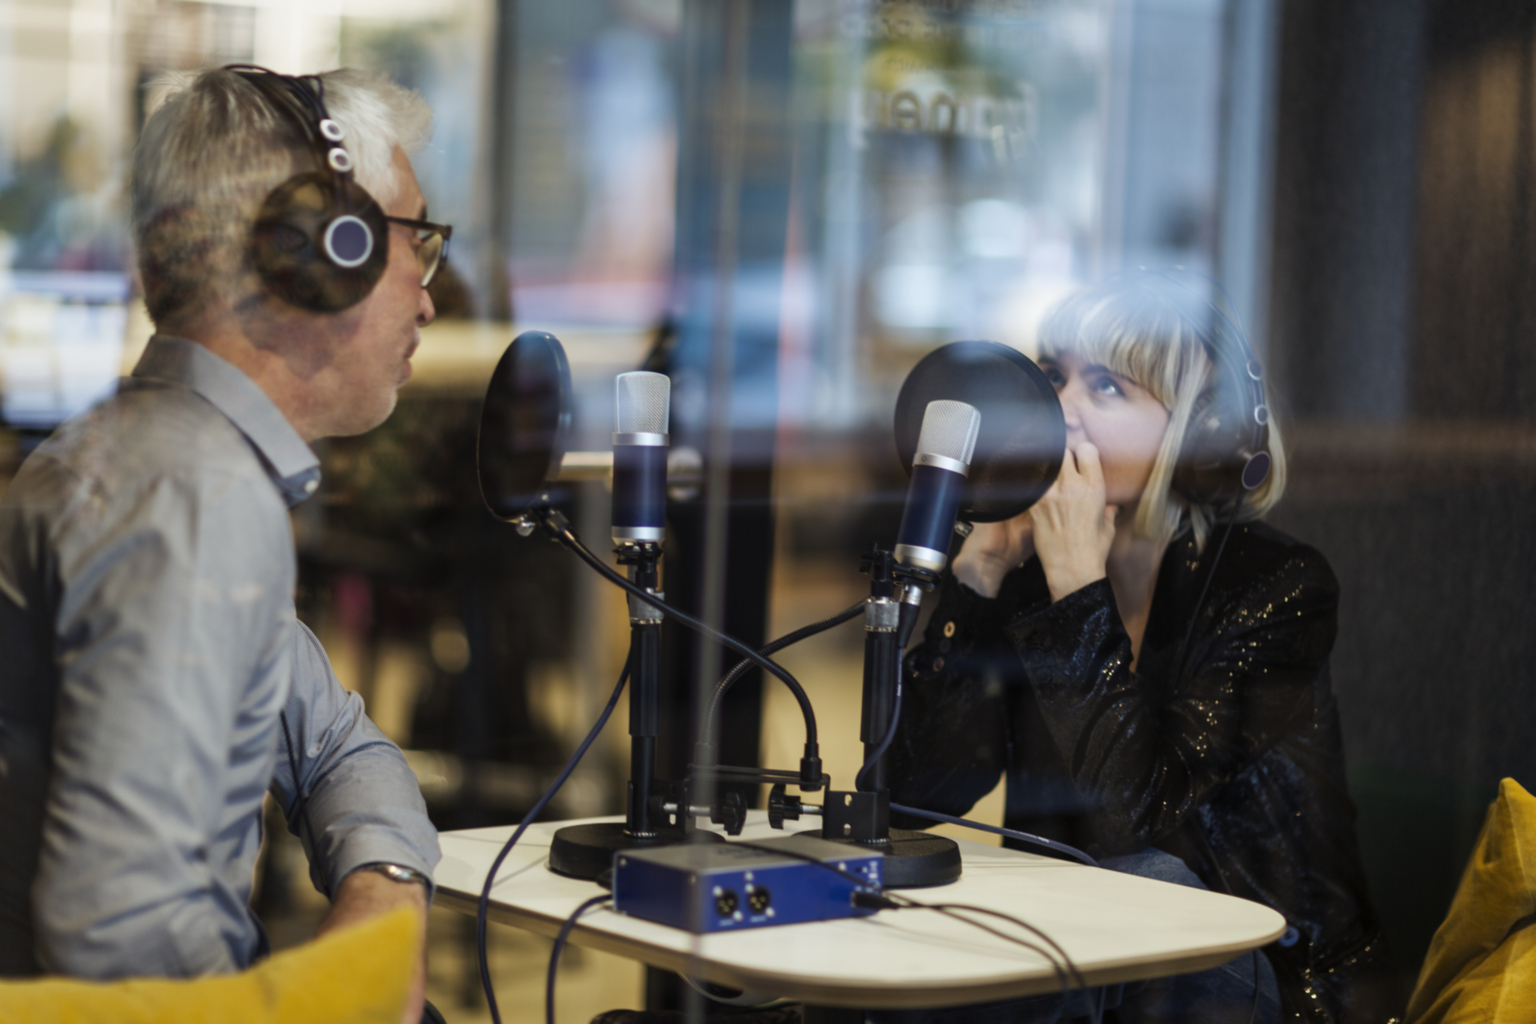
[1039,444,1076,504]
[1028,442,1117,603]
[1074,442,1105,494]
[1007,511,1036,562]
[1057,443,1078,481]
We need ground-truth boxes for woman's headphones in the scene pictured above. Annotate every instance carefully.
[1137,269,1272,506]
[225,65,389,313]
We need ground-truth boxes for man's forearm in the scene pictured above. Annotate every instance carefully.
[318,868,428,1024]
[317,867,428,933]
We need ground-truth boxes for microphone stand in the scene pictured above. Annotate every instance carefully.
[547,540,722,879]
[773,547,962,887]
[511,499,822,880]
[856,548,916,798]
[622,545,664,838]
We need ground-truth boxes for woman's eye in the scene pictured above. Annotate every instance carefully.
[1090,375,1124,397]
[1044,366,1066,389]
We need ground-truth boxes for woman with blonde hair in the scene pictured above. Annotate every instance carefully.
[887,275,1395,1023]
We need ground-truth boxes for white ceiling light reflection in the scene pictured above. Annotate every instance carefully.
[960,199,1030,259]
[875,263,952,330]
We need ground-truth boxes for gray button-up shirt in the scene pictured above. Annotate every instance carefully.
[0,335,440,978]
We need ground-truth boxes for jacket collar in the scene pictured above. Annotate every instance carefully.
[130,335,322,508]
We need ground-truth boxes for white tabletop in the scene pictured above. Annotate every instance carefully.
[433,814,1286,1009]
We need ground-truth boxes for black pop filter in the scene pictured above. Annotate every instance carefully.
[894,341,1065,523]
[477,330,573,521]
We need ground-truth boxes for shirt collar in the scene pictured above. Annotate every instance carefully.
[130,335,322,508]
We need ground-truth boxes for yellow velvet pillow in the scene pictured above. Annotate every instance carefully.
[1407,777,1536,1024]
[0,908,418,1024]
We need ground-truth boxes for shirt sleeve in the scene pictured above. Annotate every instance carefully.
[1003,546,1336,857]
[887,567,1044,823]
[35,471,290,978]
[269,620,440,900]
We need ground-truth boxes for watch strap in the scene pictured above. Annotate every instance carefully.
[356,862,430,888]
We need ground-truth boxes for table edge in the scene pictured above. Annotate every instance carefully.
[434,885,1287,1009]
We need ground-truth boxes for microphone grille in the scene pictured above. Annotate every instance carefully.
[615,372,670,435]
[916,400,982,467]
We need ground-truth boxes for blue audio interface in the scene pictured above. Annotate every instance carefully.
[611,834,884,933]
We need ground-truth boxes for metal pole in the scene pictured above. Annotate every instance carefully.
[625,548,664,838]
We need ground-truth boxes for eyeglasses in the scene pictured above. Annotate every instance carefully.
[384,216,454,288]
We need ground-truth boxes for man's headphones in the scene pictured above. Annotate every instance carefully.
[225,65,389,313]
[1133,269,1271,507]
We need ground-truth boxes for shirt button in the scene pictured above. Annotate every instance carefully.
[933,657,945,671]
[938,639,951,653]
[303,479,319,494]
[943,621,956,638]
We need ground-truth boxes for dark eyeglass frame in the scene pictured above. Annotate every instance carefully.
[384,216,454,287]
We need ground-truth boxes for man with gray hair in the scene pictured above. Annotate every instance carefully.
[0,66,447,1021]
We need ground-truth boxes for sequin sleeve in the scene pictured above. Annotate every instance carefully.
[887,564,1049,823]
[1003,548,1338,857]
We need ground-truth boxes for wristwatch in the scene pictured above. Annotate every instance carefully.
[355,862,430,889]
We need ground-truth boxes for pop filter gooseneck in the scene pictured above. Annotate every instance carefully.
[477,330,573,520]
[894,340,1066,524]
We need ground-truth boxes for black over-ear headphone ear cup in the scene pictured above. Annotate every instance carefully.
[1174,385,1263,506]
[251,172,388,313]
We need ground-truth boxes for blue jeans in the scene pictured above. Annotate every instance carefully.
[867,848,1282,1024]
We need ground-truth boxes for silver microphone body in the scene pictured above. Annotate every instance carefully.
[894,400,982,573]
[612,372,670,544]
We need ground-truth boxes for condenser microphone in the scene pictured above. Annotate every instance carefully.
[894,400,982,573]
[612,371,670,544]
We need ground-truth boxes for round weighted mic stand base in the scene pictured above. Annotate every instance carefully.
[799,828,961,888]
[548,822,724,881]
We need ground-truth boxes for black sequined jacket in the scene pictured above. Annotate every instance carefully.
[888,521,1399,1023]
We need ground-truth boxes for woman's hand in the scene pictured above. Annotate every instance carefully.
[951,512,1034,599]
[1030,442,1118,603]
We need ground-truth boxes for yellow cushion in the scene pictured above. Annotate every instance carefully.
[0,908,417,1024]
[1407,777,1536,1024]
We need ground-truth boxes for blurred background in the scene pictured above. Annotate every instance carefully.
[1,0,1533,1019]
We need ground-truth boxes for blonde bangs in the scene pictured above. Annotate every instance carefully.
[1037,290,1210,410]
